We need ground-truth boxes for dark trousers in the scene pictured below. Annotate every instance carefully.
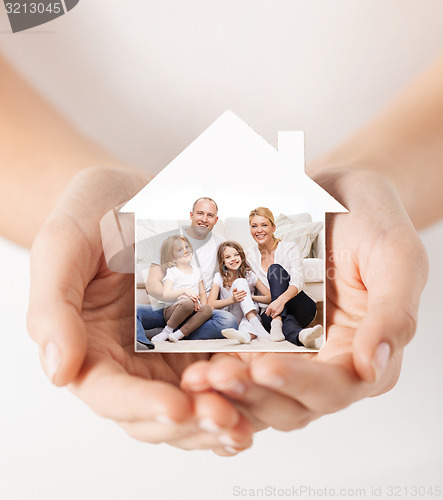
[261,263,317,346]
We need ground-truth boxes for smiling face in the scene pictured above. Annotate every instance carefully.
[249,215,276,246]
[223,246,242,271]
[173,240,193,265]
[190,199,218,237]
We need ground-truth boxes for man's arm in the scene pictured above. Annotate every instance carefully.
[146,263,166,300]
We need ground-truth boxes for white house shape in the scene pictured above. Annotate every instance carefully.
[121,110,347,222]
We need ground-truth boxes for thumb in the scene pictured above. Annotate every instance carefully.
[353,239,428,384]
[27,221,93,386]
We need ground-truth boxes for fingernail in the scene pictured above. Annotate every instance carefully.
[218,380,246,396]
[372,342,391,381]
[155,415,176,426]
[44,342,60,382]
[199,417,222,433]
[256,375,284,388]
[224,446,239,455]
[219,435,238,447]
[268,377,285,388]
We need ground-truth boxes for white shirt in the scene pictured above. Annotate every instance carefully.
[163,265,203,295]
[152,228,225,293]
[246,241,304,292]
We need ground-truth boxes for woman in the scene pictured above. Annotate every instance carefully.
[246,207,323,348]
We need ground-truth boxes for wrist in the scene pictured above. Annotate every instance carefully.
[307,158,420,229]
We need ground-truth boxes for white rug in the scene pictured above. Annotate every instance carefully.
[137,337,320,353]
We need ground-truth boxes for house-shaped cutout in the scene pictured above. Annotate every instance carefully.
[122,111,346,220]
[119,111,347,353]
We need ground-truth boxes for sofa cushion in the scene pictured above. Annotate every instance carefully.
[275,214,324,258]
[302,258,324,282]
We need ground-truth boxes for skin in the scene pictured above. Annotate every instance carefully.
[27,166,253,455]
[181,57,443,430]
[182,170,428,431]
[0,55,440,452]
[146,199,218,304]
[162,241,206,305]
[249,215,299,319]
[207,246,271,309]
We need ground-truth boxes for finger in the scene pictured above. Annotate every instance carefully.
[170,415,254,453]
[205,355,317,431]
[69,353,193,424]
[181,360,213,392]
[250,354,371,414]
[27,221,97,386]
[354,229,428,383]
[168,395,254,451]
[117,381,254,448]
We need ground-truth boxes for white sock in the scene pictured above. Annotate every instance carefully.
[248,315,271,339]
[314,336,324,350]
[270,318,285,342]
[299,324,323,348]
[168,329,184,342]
[221,328,251,344]
[152,325,173,342]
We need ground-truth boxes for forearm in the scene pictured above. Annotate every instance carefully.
[0,55,150,246]
[163,288,189,302]
[252,294,271,304]
[209,297,234,309]
[308,55,443,229]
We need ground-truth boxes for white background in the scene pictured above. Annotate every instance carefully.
[0,1,442,499]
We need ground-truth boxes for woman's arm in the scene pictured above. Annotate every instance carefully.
[309,55,443,229]
[0,55,145,246]
[251,279,271,304]
[265,285,298,319]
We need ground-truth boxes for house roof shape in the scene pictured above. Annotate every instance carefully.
[121,110,347,220]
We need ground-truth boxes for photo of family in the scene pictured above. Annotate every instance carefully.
[135,197,324,353]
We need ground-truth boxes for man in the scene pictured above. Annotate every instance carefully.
[136,197,238,348]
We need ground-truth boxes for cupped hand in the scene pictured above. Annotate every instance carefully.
[182,170,428,432]
[27,166,253,454]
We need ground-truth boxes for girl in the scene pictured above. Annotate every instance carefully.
[151,235,213,343]
[208,240,272,343]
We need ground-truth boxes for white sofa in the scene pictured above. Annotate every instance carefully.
[136,213,324,305]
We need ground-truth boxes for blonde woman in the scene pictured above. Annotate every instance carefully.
[246,207,322,348]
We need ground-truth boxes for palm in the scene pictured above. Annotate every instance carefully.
[29,168,256,453]
[74,251,211,402]
[181,171,426,432]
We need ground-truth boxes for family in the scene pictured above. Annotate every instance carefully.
[136,197,323,350]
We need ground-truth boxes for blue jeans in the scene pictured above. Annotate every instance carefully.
[136,304,238,342]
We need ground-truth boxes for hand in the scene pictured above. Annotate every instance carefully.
[181,170,428,432]
[265,297,284,318]
[177,293,200,311]
[232,288,247,303]
[27,167,253,454]
[183,289,201,310]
